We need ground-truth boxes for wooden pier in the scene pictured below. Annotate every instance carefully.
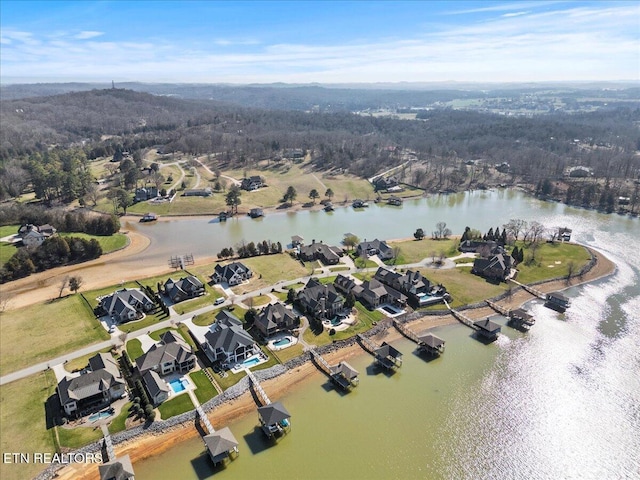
[486,300,535,330]
[510,280,570,312]
[509,279,546,300]
[357,334,403,369]
[193,391,239,466]
[443,300,501,341]
[392,321,445,356]
[98,425,136,479]
[310,349,359,390]
[246,369,291,438]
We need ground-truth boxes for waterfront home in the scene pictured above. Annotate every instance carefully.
[212,261,253,286]
[204,427,239,465]
[183,187,213,197]
[202,311,260,366]
[97,288,155,323]
[17,223,57,248]
[472,253,514,282]
[352,278,407,309]
[355,238,394,260]
[142,370,171,405]
[298,240,343,265]
[163,275,205,303]
[254,303,297,337]
[545,292,571,312]
[241,176,264,191]
[372,176,399,191]
[57,353,126,418]
[458,240,503,255]
[98,454,135,480]
[135,186,158,202]
[296,278,345,321]
[135,331,195,376]
[334,274,357,295]
[374,267,445,307]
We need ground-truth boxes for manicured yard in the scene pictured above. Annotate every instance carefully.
[192,306,248,327]
[64,347,113,373]
[0,371,58,480]
[109,402,133,434]
[225,254,310,295]
[58,232,128,254]
[514,242,591,284]
[0,295,109,375]
[190,370,218,404]
[83,281,141,310]
[158,394,194,419]
[244,294,271,308]
[0,225,20,265]
[57,404,134,449]
[126,339,144,360]
[215,369,247,391]
[386,238,457,264]
[303,302,383,347]
[273,343,304,363]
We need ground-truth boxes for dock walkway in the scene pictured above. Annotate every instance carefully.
[443,300,479,331]
[245,369,271,406]
[309,349,358,390]
[509,279,546,300]
[100,424,115,463]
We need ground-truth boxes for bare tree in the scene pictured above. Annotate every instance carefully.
[85,182,100,206]
[503,219,528,241]
[58,276,70,298]
[69,276,83,294]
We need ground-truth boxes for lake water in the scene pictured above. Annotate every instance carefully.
[132,190,639,479]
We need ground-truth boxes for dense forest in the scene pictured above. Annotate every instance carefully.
[1,85,639,209]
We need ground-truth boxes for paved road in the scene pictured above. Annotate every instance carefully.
[0,254,461,386]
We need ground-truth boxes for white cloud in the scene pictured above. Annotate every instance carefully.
[74,31,104,40]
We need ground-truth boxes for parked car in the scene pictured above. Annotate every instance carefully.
[108,324,116,333]
[214,297,225,305]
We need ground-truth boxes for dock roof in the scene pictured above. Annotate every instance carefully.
[375,342,403,360]
[473,318,501,333]
[258,402,291,425]
[330,361,359,381]
[418,333,445,349]
[203,427,239,463]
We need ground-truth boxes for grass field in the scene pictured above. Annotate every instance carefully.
[126,339,144,360]
[58,232,128,254]
[0,295,110,375]
[158,393,194,419]
[190,370,218,404]
[514,242,591,284]
[0,371,57,480]
[417,268,508,309]
[192,306,248,327]
[219,254,309,295]
[387,238,457,264]
[273,343,304,363]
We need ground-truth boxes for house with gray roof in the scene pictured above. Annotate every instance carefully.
[18,223,57,248]
[298,240,343,265]
[472,253,514,282]
[202,311,259,366]
[212,261,253,286]
[97,288,155,323]
[334,274,357,294]
[142,370,171,406]
[374,267,446,307]
[135,331,195,376]
[57,353,126,418]
[254,303,297,337]
[296,278,344,320]
[355,239,394,260]
[163,276,205,303]
[98,454,135,480]
[353,278,407,309]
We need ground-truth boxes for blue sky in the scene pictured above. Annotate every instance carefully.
[1,1,638,84]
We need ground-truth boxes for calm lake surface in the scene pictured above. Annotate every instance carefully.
[133,190,639,480]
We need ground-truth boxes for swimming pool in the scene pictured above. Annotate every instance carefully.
[169,379,188,393]
[242,357,261,367]
[88,411,112,422]
[273,337,291,347]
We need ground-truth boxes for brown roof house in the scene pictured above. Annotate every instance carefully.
[298,240,343,265]
[296,278,345,320]
[472,253,514,282]
[254,303,297,337]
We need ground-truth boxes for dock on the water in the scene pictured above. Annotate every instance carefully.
[417,333,446,356]
[486,300,535,330]
[357,334,403,369]
[473,318,502,340]
[246,369,291,438]
[310,349,359,390]
[545,291,571,312]
[98,425,136,480]
[203,427,239,465]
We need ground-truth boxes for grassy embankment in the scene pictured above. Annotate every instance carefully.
[514,242,592,283]
[386,238,458,264]
[157,394,194,420]
[0,295,109,375]
[189,370,218,404]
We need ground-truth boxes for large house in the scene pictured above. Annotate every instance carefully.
[472,253,514,282]
[212,262,253,286]
[296,278,345,320]
[298,240,343,265]
[355,239,394,260]
[18,223,57,248]
[135,331,196,376]
[241,176,264,191]
[134,186,158,202]
[202,311,260,367]
[352,278,407,309]
[57,353,126,418]
[458,240,504,256]
[142,370,171,406]
[254,303,297,337]
[97,289,155,323]
[373,267,443,306]
[183,187,212,197]
[163,276,205,303]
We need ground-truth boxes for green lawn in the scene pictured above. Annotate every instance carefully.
[190,370,218,404]
[0,371,58,480]
[274,343,304,363]
[0,225,20,265]
[109,402,133,434]
[56,404,133,449]
[158,394,194,419]
[244,294,272,308]
[64,347,113,373]
[225,254,310,295]
[126,339,144,360]
[417,268,508,309]
[387,238,457,264]
[303,302,383,347]
[58,232,128,254]
[83,282,141,310]
[0,295,109,375]
[514,242,592,284]
[215,369,247,391]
